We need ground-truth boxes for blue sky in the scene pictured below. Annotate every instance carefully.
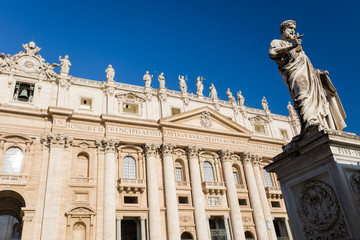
[1,0,359,134]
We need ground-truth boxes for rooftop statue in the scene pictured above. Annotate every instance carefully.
[269,20,346,133]
[143,71,153,88]
[226,88,236,103]
[179,75,187,93]
[262,97,269,111]
[59,55,71,75]
[158,72,165,89]
[105,65,115,82]
[209,83,218,100]
[237,91,245,106]
[196,76,204,96]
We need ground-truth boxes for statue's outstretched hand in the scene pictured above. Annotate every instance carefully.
[293,38,302,48]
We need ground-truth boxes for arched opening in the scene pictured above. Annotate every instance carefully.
[175,159,185,182]
[72,222,86,240]
[244,231,255,240]
[2,147,23,175]
[75,152,89,178]
[181,231,194,240]
[0,190,25,240]
[203,161,215,182]
[123,156,136,179]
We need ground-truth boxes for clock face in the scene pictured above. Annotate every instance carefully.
[19,57,39,72]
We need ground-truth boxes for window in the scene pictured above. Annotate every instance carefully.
[175,167,183,182]
[171,108,181,115]
[271,201,281,208]
[203,161,215,182]
[2,147,23,175]
[123,156,136,179]
[262,169,273,187]
[238,199,247,206]
[80,98,92,110]
[233,172,239,184]
[124,196,138,204]
[254,124,266,134]
[178,196,189,204]
[123,103,138,114]
[75,153,89,177]
[280,129,289,139]
[13,82,34,103]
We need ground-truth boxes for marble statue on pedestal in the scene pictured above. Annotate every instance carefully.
[196,76,204,96]
[158,72,165,89]
[226,88,236,103]
[269,20,346,133]
[106,65,115,82]
[237,91,245,106]
[143,71,153,88]
[179,75,187,93]
[209,83,218,100]
[59,55,71,75]
[262,97,269,111]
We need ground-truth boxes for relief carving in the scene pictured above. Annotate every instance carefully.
[350,171,360,206]
[298,180,350,239]
[200,110,212,128]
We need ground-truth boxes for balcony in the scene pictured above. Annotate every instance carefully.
[202,181,226,194]
[0,174,27,185]
[70,177,95,187]
[210,229,227,238]
[118,178,146,193]
[176,181,191,190]
[236,184,248,191]
[265,186,282,199]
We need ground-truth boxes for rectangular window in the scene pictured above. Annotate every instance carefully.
[233,172,239,185]
[123,103,138,114]
[13,82,35,103]
[80,97,92,110]
[124,196,138,204]
[254,124,266,134]
[178,196,189,204]
[238,199,247,206]
[271,201,281,208]
[171,108,181,115]
[175,167,183,182]
[280,129,289,139]
[262,169,273,187]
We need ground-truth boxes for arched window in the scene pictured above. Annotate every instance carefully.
[181,231,194,240]
[232,165,243,185]
[262,168,273,187]
[2,147,23,175]
[75,153,89,178]
[123,156,136,179]
[203,161,215,182]
[175,160,184,182]
[72,222,86,240]
[244,231,255,239]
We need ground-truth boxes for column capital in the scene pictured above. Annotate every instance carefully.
[100,138,119,153]
[252,155,262,166]
[161,143,176,157]
[240,152,254,164]
[143,143,159,157]
[116,216,123,220]
[219,149,233,163]
[186,145,201,159]
[40,133,73,149]
[140,216,147,220]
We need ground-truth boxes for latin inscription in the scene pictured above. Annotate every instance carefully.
[106,126,161,137]
[333,146,360,157]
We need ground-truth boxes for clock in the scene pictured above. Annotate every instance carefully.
[19,57,39,72]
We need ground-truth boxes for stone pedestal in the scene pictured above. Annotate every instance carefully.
[265,129,360,239]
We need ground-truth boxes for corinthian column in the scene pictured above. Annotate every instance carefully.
[186,146,209,240]
[220,150,245,240]
[144,143,162,240]
[241,153,268,240]
[161,143,181,240]
[40,133,73,240]
[252,156,277,240]
[102,138,118,240]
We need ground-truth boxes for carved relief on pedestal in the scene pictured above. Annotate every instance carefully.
[350,171,360,207]
[298,180,350,239]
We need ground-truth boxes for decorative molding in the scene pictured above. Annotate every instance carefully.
[186,146,201,159]
[240,152,253,164]
[101,138,118,153]
[143,143,159,157]
[298,180,350,239]
[219,150,233,163]
[161,143,175,157]
[200,110,212,128]
[40,133,73,149]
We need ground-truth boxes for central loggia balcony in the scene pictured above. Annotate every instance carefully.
[265,186,283,199]
[118,178,146,193]
[202,181,226,194]
[0,174,27,186]
[70,177,95,187]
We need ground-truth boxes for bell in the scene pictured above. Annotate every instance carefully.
[18,89,29,101]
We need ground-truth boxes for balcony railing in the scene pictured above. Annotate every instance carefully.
[277,237,289,240]
[235,184,248,191]
[0,174,27,185]
[70,177,95,187]
[210,229,227,237]
[118,178,146,193]
[202,181,226,194]
[176,181,190,189]
[265,186,282,199]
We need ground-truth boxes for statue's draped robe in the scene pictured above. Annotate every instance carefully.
[270,39,346,131]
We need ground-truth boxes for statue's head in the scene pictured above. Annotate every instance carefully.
[29,41,36,48]
[146,71,149,74]
[160,72,164,75]
[108,64,112,68]
[65,55,69,59]
[280,20,296,34]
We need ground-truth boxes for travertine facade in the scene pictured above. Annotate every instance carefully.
[0,42,297,240]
